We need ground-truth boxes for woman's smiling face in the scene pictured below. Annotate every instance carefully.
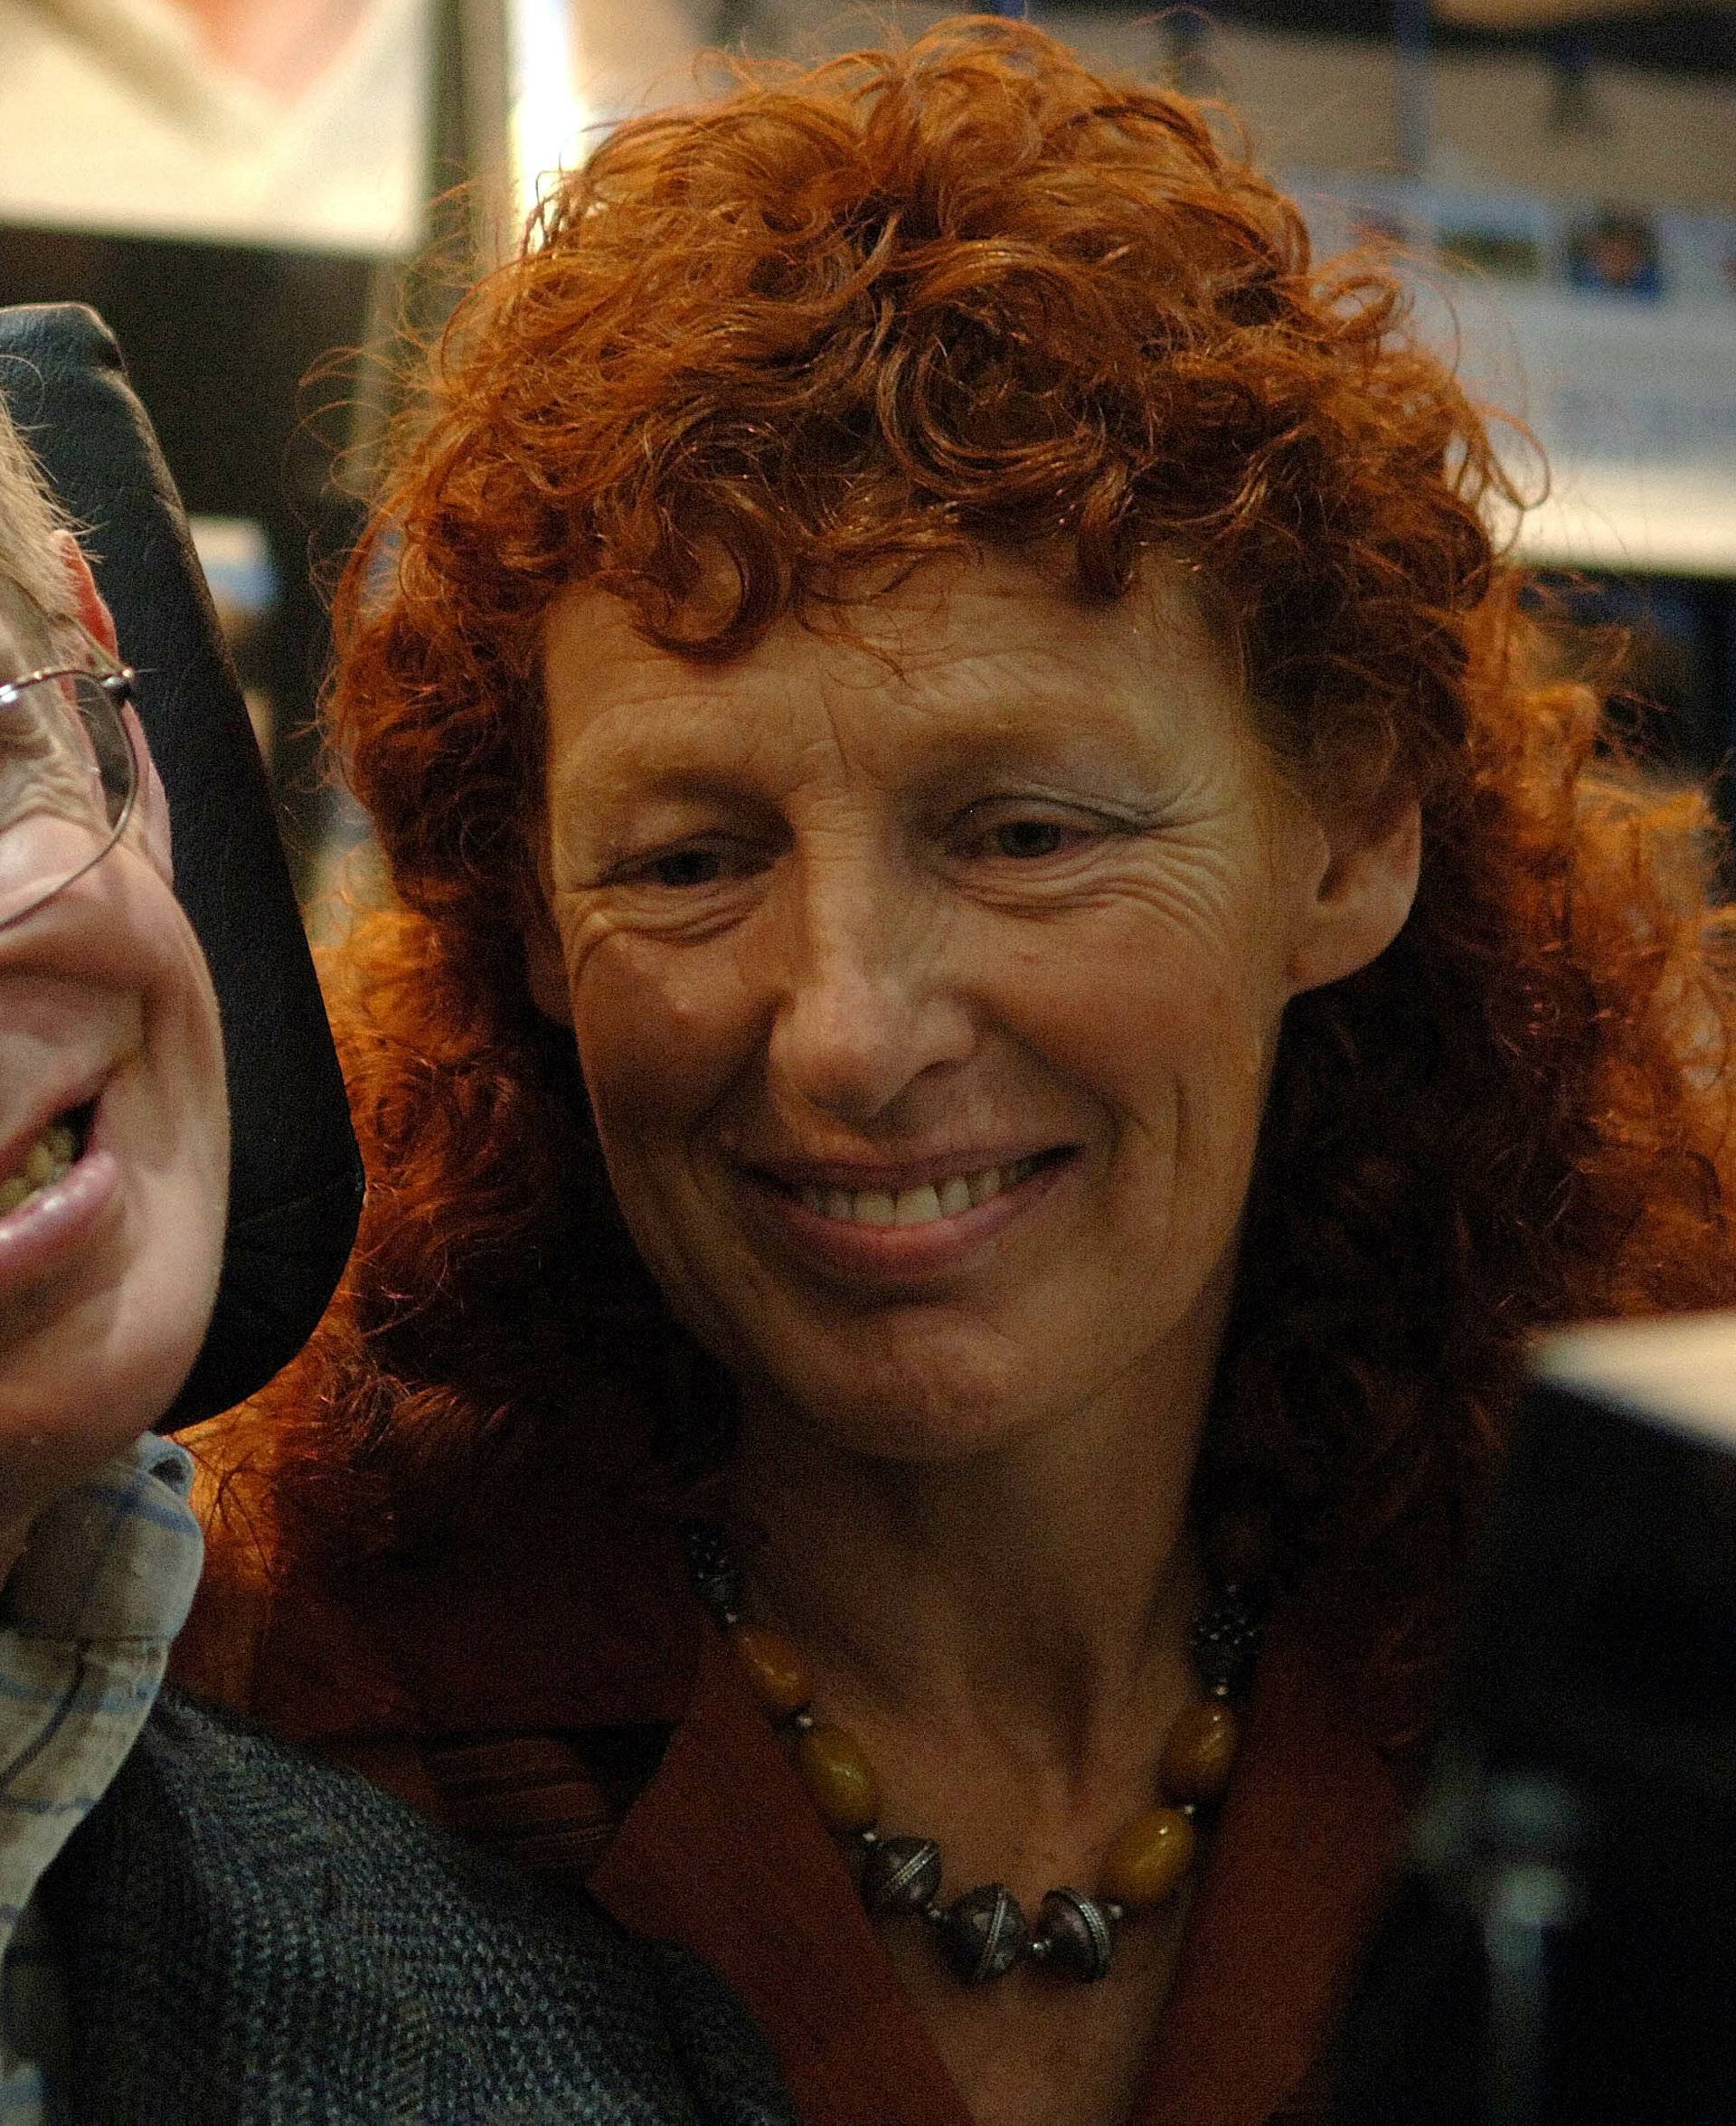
[528,553,1415,1463]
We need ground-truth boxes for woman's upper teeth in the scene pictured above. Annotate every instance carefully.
[0,1120,78,1214]
[797,1156,1039,1225]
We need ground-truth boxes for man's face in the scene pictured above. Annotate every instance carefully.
[0,550,227,1550]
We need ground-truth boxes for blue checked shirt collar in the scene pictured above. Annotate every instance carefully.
[0,1432,203,2119]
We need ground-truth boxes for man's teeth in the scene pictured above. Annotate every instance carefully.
[797,1156,1044,1226]
[0,1121,79,1214]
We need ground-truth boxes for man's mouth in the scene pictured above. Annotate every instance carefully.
[0,1102,92,1216]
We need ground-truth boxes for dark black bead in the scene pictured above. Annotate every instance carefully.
[939,1884,1029,1983]
[862,1836,944,1917]
[1190,1588,1264,1699]
[1036,1888,1116,1982]
[678,1518,742,1620]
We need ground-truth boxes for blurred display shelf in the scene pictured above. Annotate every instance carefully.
[1293,174,1736,572]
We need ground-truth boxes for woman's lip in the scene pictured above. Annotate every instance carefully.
[746,1145,1071,1192]
[741,1148,1077,1282]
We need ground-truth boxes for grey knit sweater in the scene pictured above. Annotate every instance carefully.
[44,1691,802,2126]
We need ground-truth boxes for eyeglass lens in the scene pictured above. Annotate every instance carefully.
[0,671,138,928]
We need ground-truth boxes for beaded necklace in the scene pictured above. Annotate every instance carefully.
[683,1521,1264,1985]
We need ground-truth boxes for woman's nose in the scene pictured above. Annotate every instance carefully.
[763,861,976,1126]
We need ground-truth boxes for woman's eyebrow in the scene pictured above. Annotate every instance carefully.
[546,756,763,836]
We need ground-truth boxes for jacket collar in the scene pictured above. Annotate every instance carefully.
[239,1490,1410,2126]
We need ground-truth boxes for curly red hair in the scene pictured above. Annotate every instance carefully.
[231,19,1734,1730]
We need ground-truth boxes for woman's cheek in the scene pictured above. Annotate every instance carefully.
[571,933,745,1148]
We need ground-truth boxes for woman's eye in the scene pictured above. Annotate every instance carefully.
[958,812,1095,862]
[618,837,767,891]
[989,819,1073,860]
[645,846,726,888]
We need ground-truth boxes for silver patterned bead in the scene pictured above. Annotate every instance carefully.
[861,1836,944,1917]
[939,1884,1029,1983]
[1036,1888,1116,1982]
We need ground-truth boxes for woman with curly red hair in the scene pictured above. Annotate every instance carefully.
[182,21,1735,2126]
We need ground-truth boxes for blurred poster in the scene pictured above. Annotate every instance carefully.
[1435,192,1549,285]
[1564,207,1664,300]
[1292,173,1736,574]
[0,0,429,250]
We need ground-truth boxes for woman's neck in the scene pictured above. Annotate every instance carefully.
[724,1365,1212,1783]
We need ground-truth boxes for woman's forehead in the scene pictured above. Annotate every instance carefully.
[540,553,1245,781]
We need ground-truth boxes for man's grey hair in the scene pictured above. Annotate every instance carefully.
[0,392,83,671]
[0,398,111,825]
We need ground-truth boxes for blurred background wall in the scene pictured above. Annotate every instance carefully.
[0,0,1730,898]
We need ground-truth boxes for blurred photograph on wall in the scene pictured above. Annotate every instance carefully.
[0,0,429,251]
[1435,192,1548,284]
[1566,206,1665,300]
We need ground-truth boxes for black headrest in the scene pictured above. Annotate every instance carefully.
[0,302,363,1431]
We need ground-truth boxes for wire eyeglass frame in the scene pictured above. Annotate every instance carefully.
[0,663,140,933]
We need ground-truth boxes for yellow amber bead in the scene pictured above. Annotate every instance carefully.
[728,1622,814,1717]
[1099,1807,1197,1912]
[1160,1702,1241,1806]
[796,1724,882,1834]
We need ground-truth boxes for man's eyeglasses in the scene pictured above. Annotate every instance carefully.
[0,665,139,932]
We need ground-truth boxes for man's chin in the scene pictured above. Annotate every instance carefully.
[0,1257,212,1451]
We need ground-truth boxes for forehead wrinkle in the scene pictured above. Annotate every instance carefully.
[805,638,1227,804]
[542,555,1247,823]
[548,644,1198,834]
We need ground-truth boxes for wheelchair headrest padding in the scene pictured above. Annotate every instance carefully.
[0,302,363,1430]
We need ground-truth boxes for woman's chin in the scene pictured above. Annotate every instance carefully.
[747,1351,1057,1467]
